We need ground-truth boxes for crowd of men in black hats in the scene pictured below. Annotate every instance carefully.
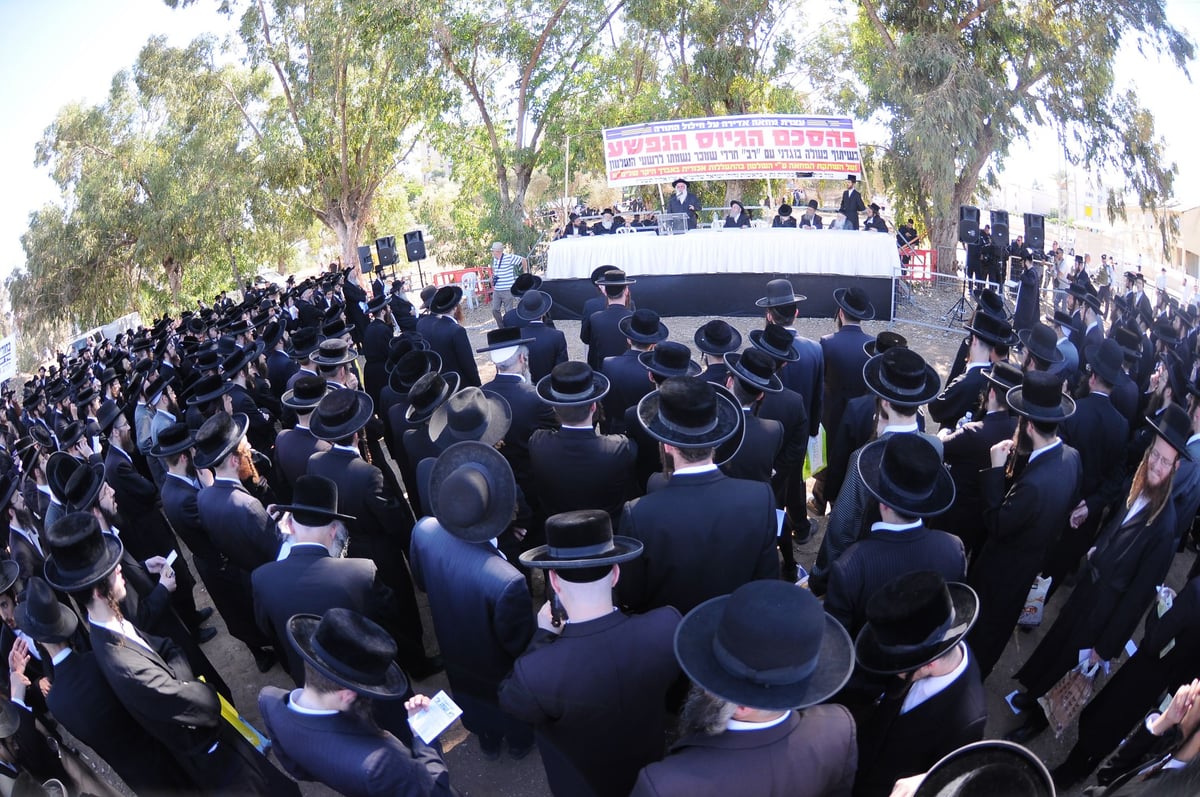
[0,255,1197,796]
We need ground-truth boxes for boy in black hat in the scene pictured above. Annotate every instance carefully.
[500,510,679,797]
[582,271,636,371]
[260,608,452,797]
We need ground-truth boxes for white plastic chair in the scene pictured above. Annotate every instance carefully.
[750,219,768,229]
[460,271,480,310]
[615,226,635,235]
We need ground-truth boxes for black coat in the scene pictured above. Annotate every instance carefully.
[103,446,179,562]
[617,469,778,614]
[273,424,331,500]
[196,479,282,572]
[838,189,866,229]
[936,410,1018,553]
[967,443,1082,678]
[928,364,988,430]
[499,608,682,797]
[523,322,569,384]
[529,426,639,523]
[631,706,857,797]
[415,315,480,387]
[854,647,987,797]
[819,325,873,433]
[779,331,824,439]
[265,349,298,399]
[583,305,633,371]
[756,385,809,508]
[482,374,558,500]
[720,411,782,485]
[1061,392,1130,518]
[228,383,275,454]
[600,350,653,435]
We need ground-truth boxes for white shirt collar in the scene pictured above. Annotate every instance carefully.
[89,615,153,653]
[1028,438,1062,464]
[869,519,923,534]
[901,643,970,714]
[51,648,72,666]
[333,444,359,456]
[1187,432,1200,446]
[561,424,596,431]
[287,689,339,716]
[214,477,243,487]
[965,361,990,371]
[726,711,791,732]
[672,463,719,476]
[881,422,919,435]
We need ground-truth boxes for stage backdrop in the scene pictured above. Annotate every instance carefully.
[603,114,863,186]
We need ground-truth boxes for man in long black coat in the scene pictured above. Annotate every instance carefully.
[582,272,635,371]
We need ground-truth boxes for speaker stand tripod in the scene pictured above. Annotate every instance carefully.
[944,275,971,325]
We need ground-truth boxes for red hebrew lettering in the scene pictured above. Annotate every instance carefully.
[607,141,623,158]
[748,131,764,146]
[645,137,661,154]
[774,130,791,146]
[807,130,825,146]
[666,134,687,150]
[697,132,715,148]
[733,131,748,147]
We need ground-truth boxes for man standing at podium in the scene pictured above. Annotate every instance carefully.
[667,178,699,229]
[838,174,867,230]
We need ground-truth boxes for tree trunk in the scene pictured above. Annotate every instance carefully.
[327,209,368,289]
[226,240,243,300]
[931,220,960,274]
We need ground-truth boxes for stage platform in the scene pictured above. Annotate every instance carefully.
[543,228,899,320]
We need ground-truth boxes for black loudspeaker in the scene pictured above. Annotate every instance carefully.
[357,245,374,274]
[375,236,398,267]
[958,206,980,245]
[1023,213,1045,251]
[403,231,426,263]
[989,210,1009,248]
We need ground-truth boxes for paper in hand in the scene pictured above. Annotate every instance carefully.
[408,690,463,744]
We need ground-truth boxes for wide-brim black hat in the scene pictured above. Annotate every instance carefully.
[280,379,336,411]
[186,376,234,407]
[428,387,512,449]
[638,346,701,379]
[47,454,105,513]
[674,581,854,710]
[285,329,324,359]
[594,270,636,288]
[476,329,535,354]
[310,390,375,441]
[222,340,265,375]
[192,412,249,470]
[287,612,408,700]
[429,441,517,543]
[0,473,18,511]
[535,362,609,407]
[148,423,195,458]
[913,741,1054,797]
[755,279,807,308]
[274,476,357,523]
[693,321,742,355]
[747,328,800,363]
[971,288,1011,320]
[1006,380,1076,423]
[1146,403,1194,461]
[1085,339,1127,386]
[388,350,442,394]
[519,509,643,571]
[964,311,1018,347]
[43,514,124,593]
[862,350,941,406]
[619,311,669,345]
[405,371,461,425]
[1045,309,1080,334]
[0,560,18,595]
[310,341,358,368]
[863,331,908,357]
[833,287,876,321]
[636,377,741,448]
[16,577,78,643]
[429,285,464,315]
[515,290,553,321]
[855,581,979,675]
[982,361,1023,393]
[857,435,956,517]
[723,352,782,393]
[1017,324,1065,365]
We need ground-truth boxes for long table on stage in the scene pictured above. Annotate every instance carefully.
[543,227,899,319]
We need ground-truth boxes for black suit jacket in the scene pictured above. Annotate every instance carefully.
[483,374,558,492]
[721,411,783,485]
[1061,392,1130,517]
[160,473,221,564]
[935,410,1017,551]
[196,479,281,572]
[522,322,568,383]
[252,544,405,684]
[266,349,298,399]
[820,325,872,433]
[631,706,858,797]
[601,350,653,435]
[415,315,480,387]
[798,212,823,229]
[228,383,275,454]
[928,364,988,429]
[273,425,330,498]
[529,426,639,523]
[617,469,778,614]
[104,446,178,562]
[666,192,699,228]
[838,189,866,229]
[583,305,634,371]
[779,330,824,438]
[500,608,681,797]
[7,528,43,594]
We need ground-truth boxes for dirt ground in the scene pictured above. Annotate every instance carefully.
[108,293,1192,797]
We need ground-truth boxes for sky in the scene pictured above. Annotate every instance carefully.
[0,0,1197,281]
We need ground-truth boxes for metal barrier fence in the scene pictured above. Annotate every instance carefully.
[891,261,1057,335]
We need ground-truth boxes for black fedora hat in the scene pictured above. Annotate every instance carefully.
[619,309,669,345]
[807,199,819,209]
[143,372,176,404]
[1154,318,1181,346]
[593,269,635,288]
[56,420,84,450]
[0,472,19,511]
[384,334,431,373]
[192,348,222,373]
[1017,323,1065,365]
[535,361,610,407]
[1085,338,1127,386]
[259,319,285,350]
[913,741,1054,797]
[971,287,1010,320]
[16,578,77,643]
[693,320,742,356]
[515,290,553,322]
[636,376,741,449]
[855,571,979,675]
[519,509,643,573]
[982,361,1023,393]
[73,385,97,407]
[185,374,234,407]
[589,265,620,284]
[857,434,955,517]
[724,349,783,393]
[1111,325,1142,360]
[833,286,876,321]
[509,273,543,298]
[275,475,356,525]
[1006,370,1075,423]
[639,341,701,379]
[1146,403,1194,461]
[287,609,408,699]
[476,326,535,354]
[149,422,194,458]
[671,177,689,188]
[192,411,249,470]
[755,279,806,308]
[280,375,334,410]
[43,513,124,592]
[777,203,793,217]
[675,579,853,710]
[428,387,512,449]
[1045,308,1080,334]
[95,399,124,434]
[964,309,1017,347]
[310,339,357,368]
[863,330,907,357]
[0,560,17,595]
[29,424,57,453]
[221,341,264,376]
[365,294,388,316]
[429,441,517,542]
[47,454,104,513]
[428,285,464,315]
[862,347,941,406]
[310,390,374,441]
[747,323,800,364]
[286,327,323,359]
[388,350,442,395]
[405,371,461,425]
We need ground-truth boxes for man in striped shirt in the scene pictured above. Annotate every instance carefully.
[489,242,526,326]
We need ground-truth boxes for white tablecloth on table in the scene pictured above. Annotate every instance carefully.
[545,228,900,280]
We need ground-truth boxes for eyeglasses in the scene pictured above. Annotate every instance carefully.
[1148,447,1177,468]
